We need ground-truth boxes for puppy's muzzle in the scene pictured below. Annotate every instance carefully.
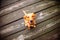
[30,20,33,23]
[30,20,34,24]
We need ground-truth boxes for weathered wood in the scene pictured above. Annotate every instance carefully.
[0,6,59,37]
[0,6,59,33]
[0,1,56,27]
[0,0,21,8]
[25,19,60,40]
[3,16,60,40]
[0,0,59,40]
[0,5,58,29]
[0,14,60,37]
[34,28,59,40]
[0,0,42,17]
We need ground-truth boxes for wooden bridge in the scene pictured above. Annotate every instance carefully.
[0,0,60,40]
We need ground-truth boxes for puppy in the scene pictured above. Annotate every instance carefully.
[23,10,36,29]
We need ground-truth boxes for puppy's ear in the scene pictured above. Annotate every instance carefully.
[32,13,36,16]
[23,16,27,19]
[32,13,36,19]
[33,13,35,14]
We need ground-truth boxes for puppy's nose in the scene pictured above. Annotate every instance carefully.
[30,20,33,23]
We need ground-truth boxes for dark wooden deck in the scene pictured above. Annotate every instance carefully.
[0,0,60,40]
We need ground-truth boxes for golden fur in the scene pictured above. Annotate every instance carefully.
[23,10,36,29]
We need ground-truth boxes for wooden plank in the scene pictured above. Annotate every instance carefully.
[25,19,60,40]
[0,0,42,17]
[0,5,59,32]
[3,16,60,40]
[0,0,21,8]
[0,14,60,38]
[34,29,59,40]
[0,0,24,10]
[0,5,58,29]
[0,7,59,37]
[0,1,56,27]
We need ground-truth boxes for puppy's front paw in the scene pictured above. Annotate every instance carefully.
[25,24,27,26]
[34,26,36,28]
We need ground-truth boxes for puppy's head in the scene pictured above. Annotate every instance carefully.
[23,10,36,24]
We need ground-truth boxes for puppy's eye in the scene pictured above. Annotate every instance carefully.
[27,16,29,18]
[32,16,35,17]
